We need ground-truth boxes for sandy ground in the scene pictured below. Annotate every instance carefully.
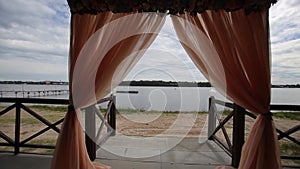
[116,112,207,137]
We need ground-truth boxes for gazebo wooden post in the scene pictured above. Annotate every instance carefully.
[208,96,216,138]
[232,104,245,167]
[85,105,96,161]
[14,101,21,155]
[109,95,116,136]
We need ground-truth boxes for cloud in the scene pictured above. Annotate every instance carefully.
[128,1,300,84]
[128,3,300,85]
[269,0,300,84]
[125,47,206,82]
[125,17,206,82]
[0,0,70,81]
[0,0,299,85]
[0,57,67,81]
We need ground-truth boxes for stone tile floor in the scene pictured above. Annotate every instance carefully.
[0,137,232,169]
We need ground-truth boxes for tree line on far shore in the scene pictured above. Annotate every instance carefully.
[119,81,212,87]
[0,80,299,88]
[120,81,300,88]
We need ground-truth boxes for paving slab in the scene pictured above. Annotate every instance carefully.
[0,137,232,169]
[0,153,52,169]
[96,136,231,167]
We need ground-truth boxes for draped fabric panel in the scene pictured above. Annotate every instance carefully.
[51,12,166,169]
[172,9,281,169]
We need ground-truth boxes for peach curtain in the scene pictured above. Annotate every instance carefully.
[51,12,166,169]
[172,9,281,169]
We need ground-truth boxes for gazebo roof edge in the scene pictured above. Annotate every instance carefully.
[67,0,278,15]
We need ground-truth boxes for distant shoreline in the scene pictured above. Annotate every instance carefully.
[0,80,299,88]
[0,81,68,85]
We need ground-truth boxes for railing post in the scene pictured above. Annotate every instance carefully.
[14,102,21,155]
[85,105,96,161]
[208,96,216,139]
[109,96,116,136]
[232,104,245,168]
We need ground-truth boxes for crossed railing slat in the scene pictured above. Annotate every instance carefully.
[0,97,116,156]
[208,96,300,168]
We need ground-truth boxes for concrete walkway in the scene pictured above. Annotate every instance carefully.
[97,136,231,169]
[0,137,232,169]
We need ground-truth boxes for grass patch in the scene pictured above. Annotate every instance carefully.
[0,113,64,124]
[218,109,299,120]
[20,114,64,124]
[0,105,66,124]
[197,111,208,114]
[0,117,15,124]
[163,111,180,114]
[280,142,300,156]
[221,109,233,116]
[280,141,300,165]
[0,105,67,112]
[29,139,57,146]
[44,149,55,154]
[273,112,300,120]
[42,114,65,122]
[0,115,64,125]
[21,117,40,124]
[29,105,67,112]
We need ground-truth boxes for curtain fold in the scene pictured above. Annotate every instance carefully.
[51,12,166,169]
[172,9,281,169]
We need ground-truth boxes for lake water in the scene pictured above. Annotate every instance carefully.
[0,84,299,111]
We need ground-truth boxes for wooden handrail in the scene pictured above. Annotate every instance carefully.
[213,98,235,109]
[209,97,300,112]
[98,96,113,104]
[0,97,114,106]
[270,105,300,111]
[0,97,69,105]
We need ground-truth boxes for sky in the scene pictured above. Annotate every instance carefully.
[0,0,299,84]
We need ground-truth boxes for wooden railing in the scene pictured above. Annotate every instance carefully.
[208,96,300,168]
[0,90,69,98]
[0,98,68,154]
[84,95,117,160]
[0,97,116,159]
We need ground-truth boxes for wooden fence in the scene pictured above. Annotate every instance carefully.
[0,97,116,160]
[208,96,300,168]
[0,90,69,98]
